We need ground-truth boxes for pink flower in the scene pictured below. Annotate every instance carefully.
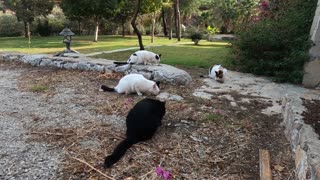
[156,166,172,180]
[163,171,172,180]
[156,166,164,177]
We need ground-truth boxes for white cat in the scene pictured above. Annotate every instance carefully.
[100,74,160,96]
[208,64,228,83]
[113,50,161,66]
[127,50,161,65]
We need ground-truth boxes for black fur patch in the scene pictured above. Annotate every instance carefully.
[209,66,213,74]
[155,55,160,60]
[101,85,115,92]
[156,81,160,88]
[133,53,137,56]
[104,98,166,168]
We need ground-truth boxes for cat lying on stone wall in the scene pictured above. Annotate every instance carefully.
[114,50,161,65]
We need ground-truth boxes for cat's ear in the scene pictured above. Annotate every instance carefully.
[159,54,162,57]
[133,53,137,56]
[156,81,160,88]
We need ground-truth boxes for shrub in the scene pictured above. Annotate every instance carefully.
[190,32,203,45]
[0,14,23,37]
[36,19,52,36]
[232,0,317,83]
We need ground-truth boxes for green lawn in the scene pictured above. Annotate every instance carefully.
[0,35,232,68]
[95,41,232,68]
[0,35,190,54]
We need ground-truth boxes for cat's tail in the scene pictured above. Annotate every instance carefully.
[199,75,209,78]
[100,85,115,92]
[103,138,134,168]
[113,61,128,65]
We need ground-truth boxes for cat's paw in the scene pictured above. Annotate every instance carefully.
[103,156,114,168]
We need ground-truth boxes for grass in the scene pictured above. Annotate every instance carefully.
[30,84,48,92]
[94,40,232,68]
[0,35,232,68]
[204,113,223,122]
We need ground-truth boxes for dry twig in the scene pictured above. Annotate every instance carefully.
[71,157,115,180]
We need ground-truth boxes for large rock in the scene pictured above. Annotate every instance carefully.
[0,52,192,85]
[21,54,47,66]
[128,64,192,85]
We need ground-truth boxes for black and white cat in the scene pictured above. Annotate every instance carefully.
[100,74,160,96]
[114,50,161,65]
[201,64,228,83]
[103,98,166,168]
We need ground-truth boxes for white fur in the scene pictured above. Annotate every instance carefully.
[115,74,160,96]
[208,64,228,82]
[127,50,161,65]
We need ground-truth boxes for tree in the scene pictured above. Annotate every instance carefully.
[60,0,86,35]
[60,0,118,42]
[131,0,144,50]
[112,0,135,37]
[205,0,258,33]
[141,0,163,43]
[4,0,54,38]
[0,0,5,13]
[174,0,181,40]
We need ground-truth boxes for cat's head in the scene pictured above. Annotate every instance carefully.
[150,82,160,95]
[215,70,225,83]
[155,54,161,61]
[215,70,224,79]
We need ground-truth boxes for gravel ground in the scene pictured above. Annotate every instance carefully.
[0,62,123,179]
[0,67,61,179]
[0,61,295,179]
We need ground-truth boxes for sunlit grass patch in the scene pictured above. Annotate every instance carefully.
[30,84,48,92]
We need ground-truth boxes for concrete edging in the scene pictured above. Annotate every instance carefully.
[282,95,320,179]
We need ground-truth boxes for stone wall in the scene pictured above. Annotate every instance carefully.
[0,52,192,85]
[303,0,320,88]
[282,96,320,180]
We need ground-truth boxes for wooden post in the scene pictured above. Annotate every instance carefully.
[259,149,272,180]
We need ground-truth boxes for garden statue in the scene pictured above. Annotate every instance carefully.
[54,26,79,57]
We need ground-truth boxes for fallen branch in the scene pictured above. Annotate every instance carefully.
[71,157,115,180]
[28,131,73,136]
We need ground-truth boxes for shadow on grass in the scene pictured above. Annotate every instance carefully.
[180,43,231,48]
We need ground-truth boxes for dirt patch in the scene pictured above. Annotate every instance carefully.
[1,61,294,179]
[302,99,320,138]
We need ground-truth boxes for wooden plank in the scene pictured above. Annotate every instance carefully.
[259,149,272,180]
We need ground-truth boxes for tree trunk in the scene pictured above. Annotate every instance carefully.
[122,18,125,37]
[151,13,155,43]
[131,0,144,50]
[24,21,30,38]
[78,20,82,36]
[161,7,168,36]
[94,17,99,42]
[174,0,181,41]
[168,7,173,40]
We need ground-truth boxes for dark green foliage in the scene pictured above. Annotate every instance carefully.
[0,14,23,37]
[190,32,203,45]
[232,0,317,83]
[36,19,51,37]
